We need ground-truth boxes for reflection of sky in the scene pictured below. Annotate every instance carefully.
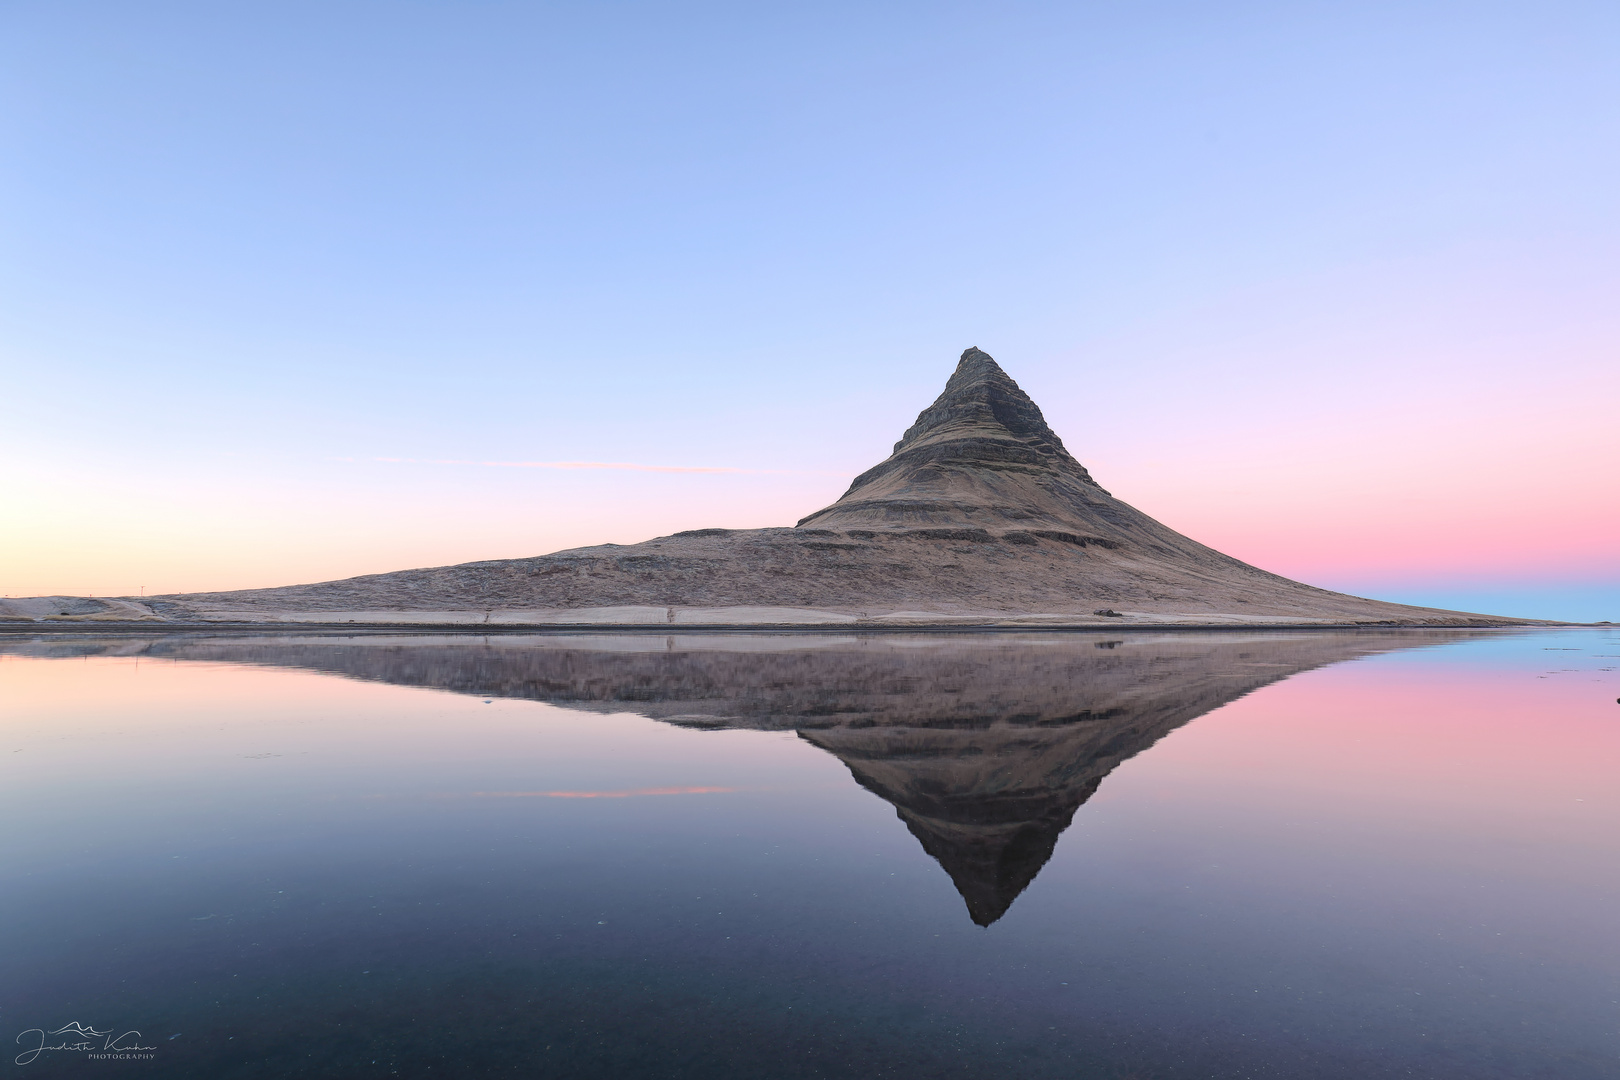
[1084,631,1620,908]
[2,5,1617,620]
[2,632,1618,1076]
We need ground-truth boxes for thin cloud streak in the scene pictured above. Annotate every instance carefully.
[363,457,842,476]
[470,786,736,799]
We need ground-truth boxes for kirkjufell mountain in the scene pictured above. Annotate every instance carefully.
[3,347,1534,626]
[0,629,1475,923]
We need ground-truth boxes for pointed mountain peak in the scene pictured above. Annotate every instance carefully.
[797,346,1106,529]
[891,346,1067,456]
[952,344,1003,381]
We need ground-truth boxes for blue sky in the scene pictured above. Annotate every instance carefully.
[3,1,1616,619]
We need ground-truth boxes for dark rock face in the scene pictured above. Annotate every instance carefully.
[816,346,1106,515]
[1,629,1480,923]
[784,348,1238,578]
[898,348,1074,454]
[799,347,1113,529]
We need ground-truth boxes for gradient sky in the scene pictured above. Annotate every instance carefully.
[3,1,1617,619]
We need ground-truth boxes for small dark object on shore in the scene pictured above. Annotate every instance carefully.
[1094,608,1124,618]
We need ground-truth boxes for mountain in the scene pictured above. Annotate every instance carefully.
[800,345,1118,531]
[2,348,1537,626]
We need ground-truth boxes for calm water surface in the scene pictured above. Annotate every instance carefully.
[2,629,1616,1078]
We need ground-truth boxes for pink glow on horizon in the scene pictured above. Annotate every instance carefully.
[1098,432,1619,585]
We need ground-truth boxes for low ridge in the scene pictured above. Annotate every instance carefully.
[2,348,1544,627]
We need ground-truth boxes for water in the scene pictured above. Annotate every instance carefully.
[2,628,1616,1078]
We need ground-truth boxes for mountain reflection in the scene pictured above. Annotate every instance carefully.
[1,630,1476,924]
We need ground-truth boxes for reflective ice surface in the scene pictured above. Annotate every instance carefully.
[2,629,1617,1078]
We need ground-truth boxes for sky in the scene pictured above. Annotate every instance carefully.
[2,0,1616,620]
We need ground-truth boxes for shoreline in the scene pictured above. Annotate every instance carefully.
[0,620,1588,637]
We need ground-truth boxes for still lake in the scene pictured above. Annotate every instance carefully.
[2,628,1616,1078]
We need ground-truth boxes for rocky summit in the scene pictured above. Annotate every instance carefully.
[799,345,1114,531]
[3,348,1540,626]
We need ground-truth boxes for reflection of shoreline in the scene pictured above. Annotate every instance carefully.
[0,630,1481,924]
[0,621,1556,636]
